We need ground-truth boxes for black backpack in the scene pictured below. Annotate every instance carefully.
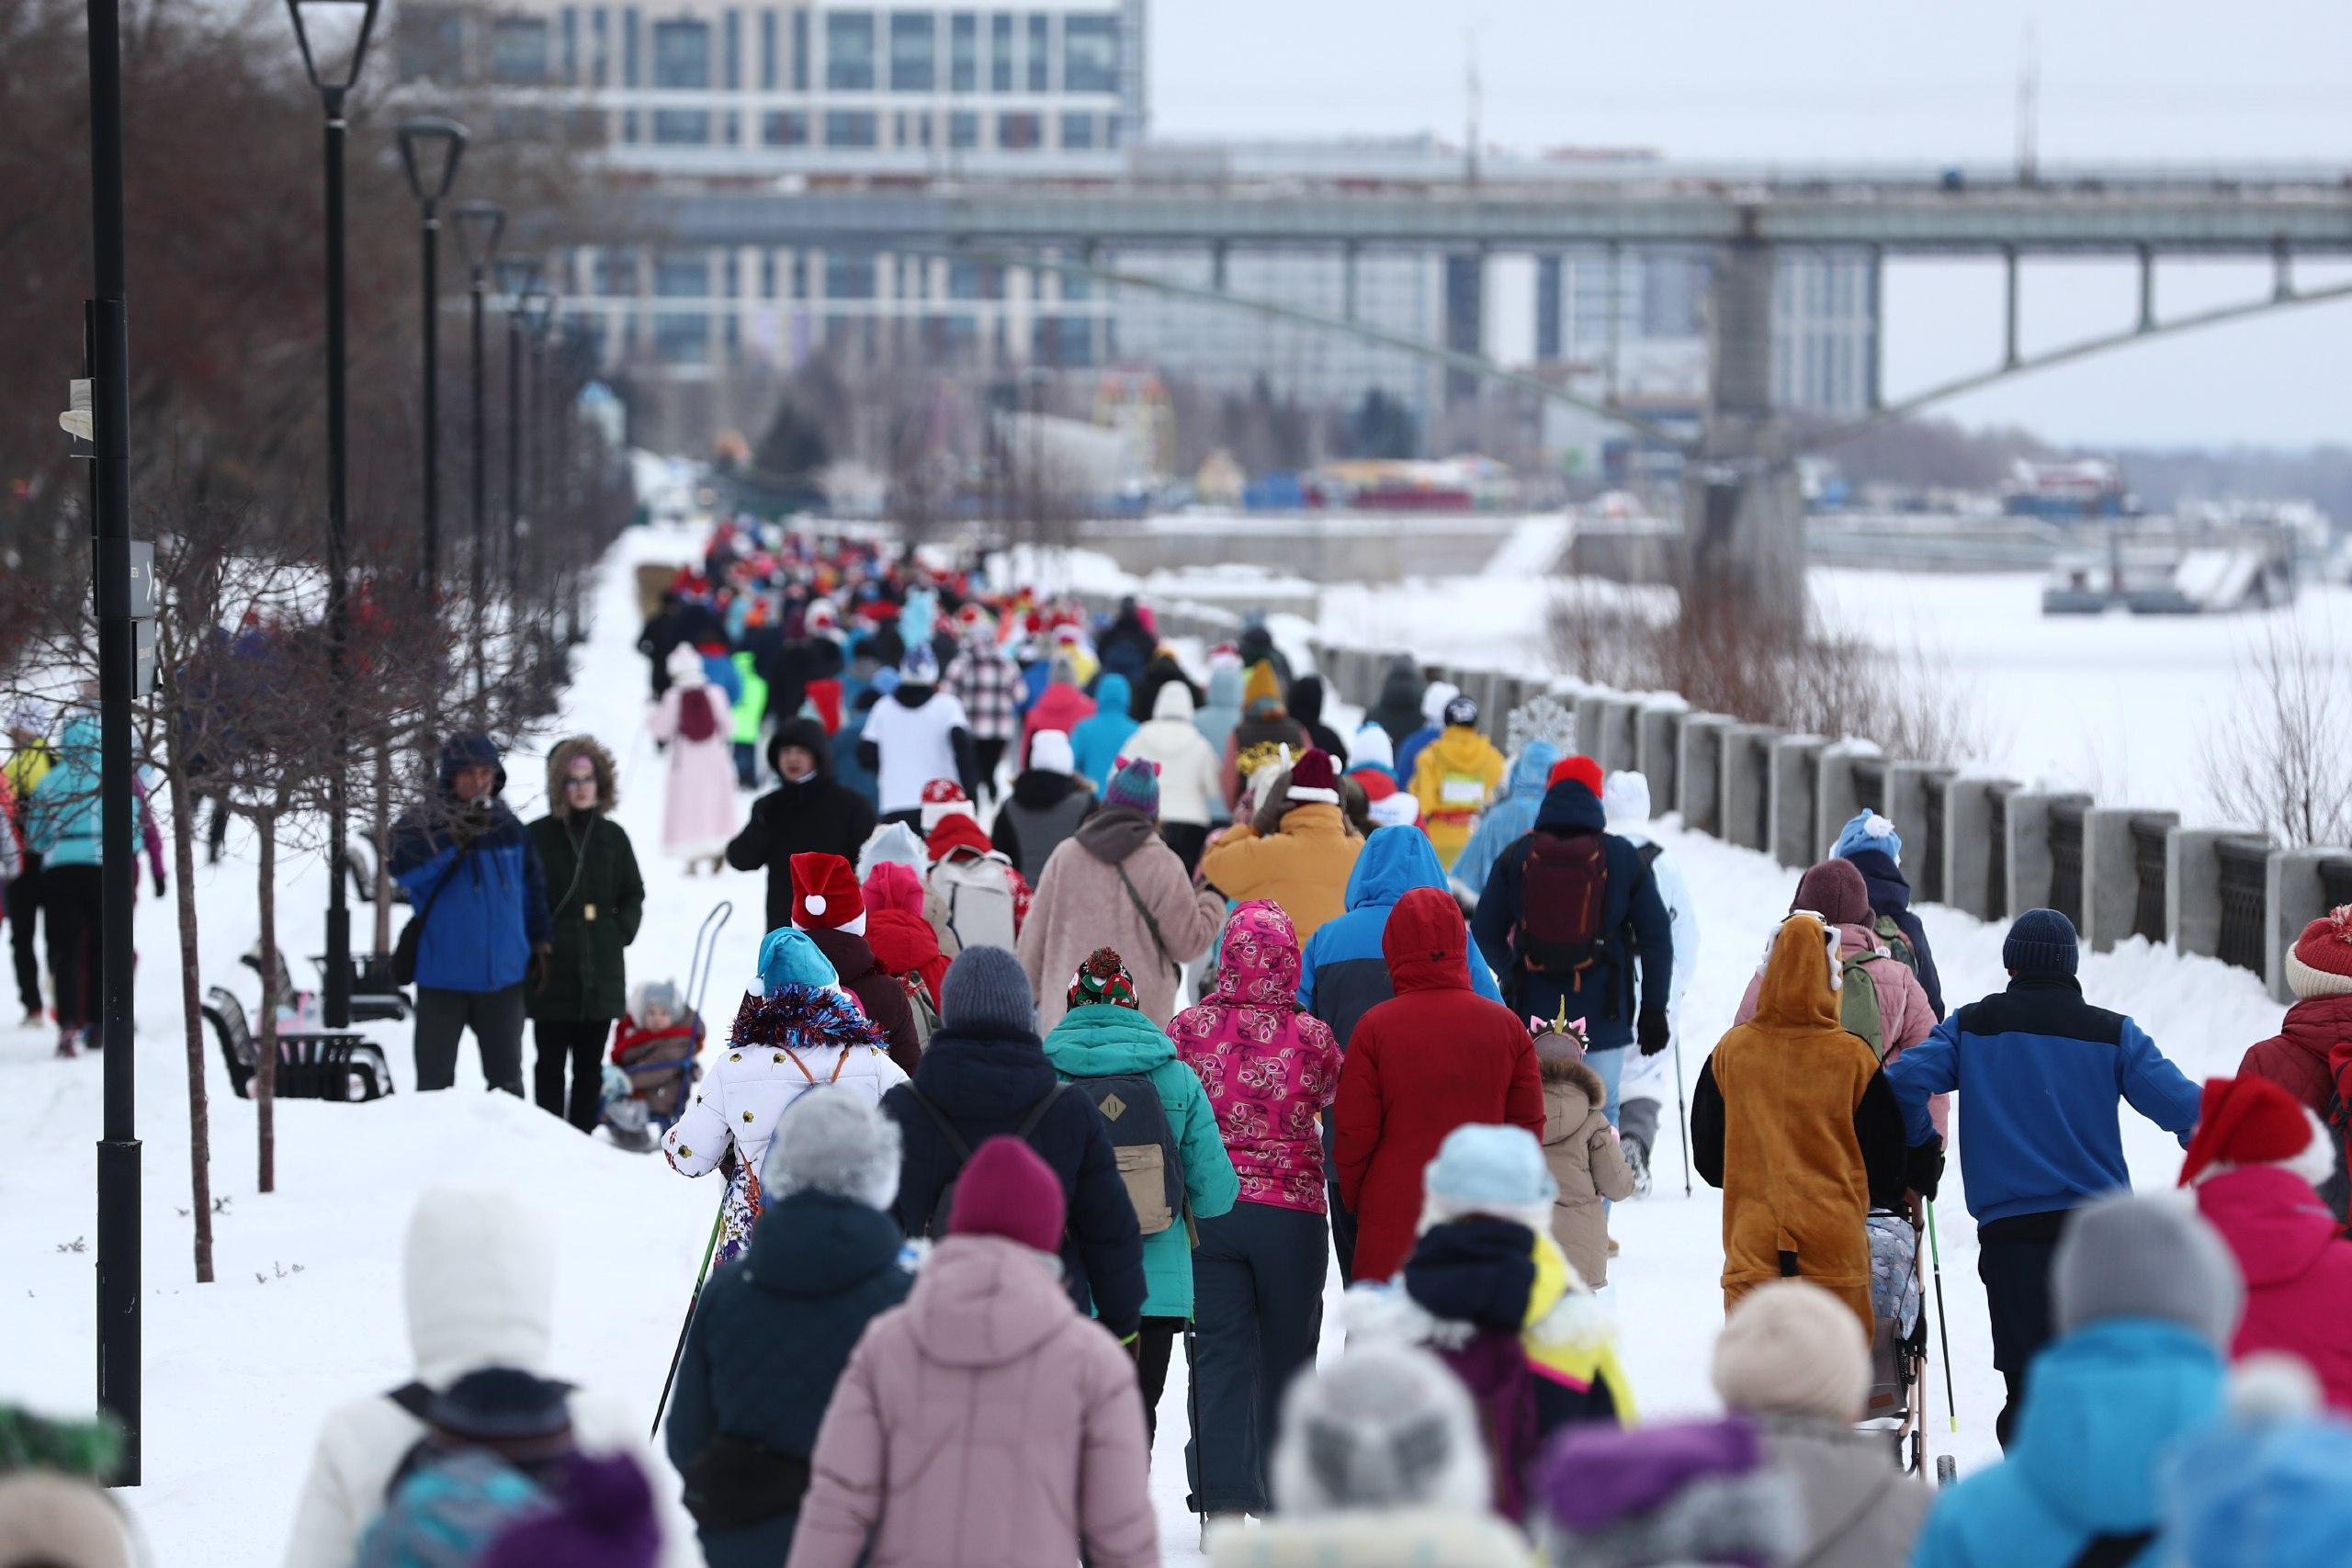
[1078,1074,1184,1236]
[1518,831,1610,979]
[904,1083,1069,1242]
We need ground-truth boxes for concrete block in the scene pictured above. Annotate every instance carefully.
[1678,715,1734,836]
[1942,776,2018,921]
[2267,847,2347,1002]
[2168,826,2265,961]
[1814,741,1883,863]
[1770,735,1827,870]
[2082,808,2176,954]
[2004,791,2092,921]
[1574,693,1611,761]
[1885,762,1953,904]
[1720,724,1781,853]
[1636,703,1686,813]
[1594,697,1640,774]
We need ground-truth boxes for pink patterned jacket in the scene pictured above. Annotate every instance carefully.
[1170,899,1343,1213]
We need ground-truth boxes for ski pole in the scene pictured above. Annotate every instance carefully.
[650,1186,729,1439]
[1927,1199,1958,1435]
[1671,1027,1692,1198]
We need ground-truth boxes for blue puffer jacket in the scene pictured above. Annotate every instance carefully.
[1069,673,1139,790]
[1450,739,1563,899]
[23,715,145,869]
[1885,976,2199,1224]
[389,735,550,994]
[1909,1318,2224,1568]
[662,1190,915,1568]
[1299,826,1502,1049]
[1469,779,1673,1050]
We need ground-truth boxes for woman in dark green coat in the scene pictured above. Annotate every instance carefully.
[527,737,646,1130]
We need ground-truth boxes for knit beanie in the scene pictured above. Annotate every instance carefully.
[1792,860,1873,931]
[1067,947,1140,1012]
[749,927,839,998]
[899,644,940,685]
[1442,694,1479,728]
[1712,1280,1871,1423]
[1027,728,1076,776]
[1420,1123,1558,1235]
[761,1083,905,1211]
[940,944,1036,1035]
[788,852,867,936]
[2177,1075,2335,1190]
[0,1472,134,1568]
[947,1134,1065,1251]
[2052,1192,2243,1351]
[2286,905,2352,999]
[1286,749,1340,806]
[2003,908,2079,977]
[1103,756,1161,818]
[1243,660,1285,717]
[1832,808,1903,866]
[1269,1344,1491,1517]
[1535,1417,1801,1568]
[477,1454,660,1568]
[1548,754,1603,795]
[1349,723,1396,774]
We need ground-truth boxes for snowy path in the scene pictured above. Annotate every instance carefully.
[0,523,2290,1563]
[1479,515,1575,580]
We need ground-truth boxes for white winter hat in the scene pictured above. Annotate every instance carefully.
[1349,723,1395,773]
[1271,1345,1491,1517]
[855,822,929,882]
[1712,1280,1871,1422]
[1602,771,1654,832]
[761,1084,903,1212]
[1028,728,1076,777]
[1419,682,1460,726]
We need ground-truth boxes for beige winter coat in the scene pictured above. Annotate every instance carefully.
[1542,1053,1636,1288]
[1751,1415,1932,1568]
[1020,807,1227,1030]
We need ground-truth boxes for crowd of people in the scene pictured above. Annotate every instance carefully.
[8,518,2352,1568]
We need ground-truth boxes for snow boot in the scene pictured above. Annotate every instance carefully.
[1623,1135,1653,1199]
[55,1027,78,1059]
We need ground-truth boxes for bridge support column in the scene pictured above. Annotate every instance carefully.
[1682,237,1804,620]
[1443,249,1486,407]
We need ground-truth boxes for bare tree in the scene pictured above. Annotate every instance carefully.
[2203,615,2352,847]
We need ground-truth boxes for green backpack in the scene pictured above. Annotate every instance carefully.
[1874,913,1919,977]
[1838,951,1888,1061]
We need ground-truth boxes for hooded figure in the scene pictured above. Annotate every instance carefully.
[1830,809,1945,1020]
[1390,680,1458,788]
[1287,674,1350,762]
[727,716,880,932]
[1068,672,1140,791]
[1734,858,1937,1070]
[1019,655,1095,761]
[281,1184,691,1568]
[1691,913,1910,1331]
[1193,663,1245,763]
[1130,651,1201,727]
[663,1089,917,1568]
[1221,661,1311,812]
[859,861,947,1011]
[1331,887,1547,1282]
[1201,750,1363,944]
[25,712,148,1052]
[1450,739,1562,898]
[649,643,741,865]
[1408,696,1505,872]
[526,738,646,1131]
[1344,722,1400,803]
[1599,769,1702,1187]
[990,729,1096,886]
[1365,656,1429,750]
[1118,680,1226,868]
[1537,1028,1637,1288]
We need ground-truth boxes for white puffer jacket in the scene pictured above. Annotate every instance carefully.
[662,987,906,1178]
[1119,682,1227,828]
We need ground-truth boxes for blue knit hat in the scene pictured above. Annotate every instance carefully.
[2003,908,2079,977]
[1103,756,1161,818]
[1831,808,1902,866]
[1421,1123,1557,1228]
[750,927,839,997]
[899,645,940,685]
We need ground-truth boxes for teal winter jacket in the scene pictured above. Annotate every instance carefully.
[24,716,144,869]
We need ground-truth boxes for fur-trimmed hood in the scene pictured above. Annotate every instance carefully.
[544,735,618,819]
[1539,1051,1608,1107]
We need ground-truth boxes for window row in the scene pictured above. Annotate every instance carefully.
[614,105,1116,150]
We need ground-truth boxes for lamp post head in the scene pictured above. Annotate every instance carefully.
[520,288,560,340]
[397,115,469,214]
[496,255,542,307]
[285,0,382,105]
[453,200,504,276]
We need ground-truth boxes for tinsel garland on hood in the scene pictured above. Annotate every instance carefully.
[728,986,888,1052]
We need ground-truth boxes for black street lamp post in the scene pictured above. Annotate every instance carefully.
[395,116,467,596]
[498,258,539,616]
[452,200,503,704]
[286,0,380,1031]
[520,288,556,612]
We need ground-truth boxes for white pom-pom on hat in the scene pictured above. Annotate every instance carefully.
[805,895,826,916]
[2229,1353,2322,1423]
[1863,813,1895,839]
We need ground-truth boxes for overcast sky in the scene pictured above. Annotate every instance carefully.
[1149,1,2352,447]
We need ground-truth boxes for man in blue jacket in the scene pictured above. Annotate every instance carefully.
[1298,824,1505,1279]
[390,734,551,1098]
[1886,908,2199,1448]
[1470,771,1674,1129]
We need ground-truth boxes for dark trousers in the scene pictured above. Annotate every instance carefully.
[534,1018,612,1131]
[974,738,1009,807]
[1978,1212,2066,1450]
[41,863,102,1032]
[1133,1314,1185,1450]
[731,740,758,790]
[1159,821,1210,875]
[7,852,42,1014]
[414,984,527,1097]
[1321,1117,1358,1283]
[1189,1202,1329,1515]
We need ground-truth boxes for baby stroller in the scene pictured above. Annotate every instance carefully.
[602,903,730,1153]
[1860,1207,1928,1476]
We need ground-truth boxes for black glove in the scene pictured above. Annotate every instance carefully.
[1906,1139,1946,1202]
[527,942,552,992]
[1636,1009,1671,1057]
[152,871,167,899]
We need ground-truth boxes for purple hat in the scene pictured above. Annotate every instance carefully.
[1104,756,1161,818]
[1534,1416,1800,1568]
[477,1454,661,1568]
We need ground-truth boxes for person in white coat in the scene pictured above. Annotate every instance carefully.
[648,643,739,874]
[1116,680,1226,873]
[279,1183,693,1568]
[1602,770,1699,1198]
[663,927,907,1265]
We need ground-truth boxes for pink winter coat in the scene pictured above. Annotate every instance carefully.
[1734,920,1949,1137]
[647,645,740,860]
[1019,807,1226,1031]
[786,1235,1160,1568]
[2195,1165,2352,1412]
[1170,900,1344,1214]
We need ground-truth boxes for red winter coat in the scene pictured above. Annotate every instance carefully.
[1332,886,1546,1282]
[1020,681,1095,761]
[862,862,948,1009]
[2245,994,2352,1119]
[2195,1165,2352,1412]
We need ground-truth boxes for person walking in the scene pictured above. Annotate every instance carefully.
[788,852,923,1075]
[23,712,142,1057]
[1021,759,1227,1031]
[1331,886,1546,1282]
[1044,947,1238,1445]
[1201,750,1362,943]
[880,946,1148,1339]
[1218,663,1310,814]
[1169,899,1342,1521]
[860,859,947,1013]
[2236,904,2352,1218]
[1119,681,1225,874]
[1020,653,1096,766]
[3,699,54,1026]
[1731,859,1936,1066]
[663,1089,917,1568]
[1286,674,1350,762]
[726,717,877,935]
[1192,663,1244,765]
[1390,680,1458,788]
[1365,656,1429,750]
[1449,739,1562,901]
[785,1134,1160,1568]
[1829,808,1945,1019]
[858,647,976,829]
[989,729,1096,886]
[1471,762,1674,1128]
[1537,1024,1637,1289]
[1069,672,1140,792]
[1407,694,1505,874]
[648,643,740,874]
[1885,908,2201,1448]
[1600,769,1700,1195]
[390,735,550,1098]
[941,612,1023,809]
[526,739,645,1132]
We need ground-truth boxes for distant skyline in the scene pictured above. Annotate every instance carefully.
[1148,1,2352,447]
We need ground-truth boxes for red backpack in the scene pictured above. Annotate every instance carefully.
[677,687,718,744]
[1517,831,1609,981]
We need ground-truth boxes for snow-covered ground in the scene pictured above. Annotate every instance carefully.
[0,521,2297,1563]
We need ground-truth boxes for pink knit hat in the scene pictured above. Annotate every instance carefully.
[2286,905,2352,999]
[947,1135,1065,1252]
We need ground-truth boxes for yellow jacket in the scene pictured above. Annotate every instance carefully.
[1409,727,1505,871]
[1523,1229,1637,1425]
[1199,803,1361,942]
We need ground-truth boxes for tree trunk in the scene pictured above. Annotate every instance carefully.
[254,809,277,1195]
[160,750,215,1283]
[372,742,393,957]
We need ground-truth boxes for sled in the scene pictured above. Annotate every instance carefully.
[601,900,731,1151]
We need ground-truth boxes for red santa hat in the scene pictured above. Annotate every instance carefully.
[2286,905,2352,999]
[788,852,865,936]
[1547,755,1604,795]
[2177,1075,2335,1190]
[920,778,977,833]
[1286,748,1341,806]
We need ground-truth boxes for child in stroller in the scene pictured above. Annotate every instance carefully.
[602,980,704,1152]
